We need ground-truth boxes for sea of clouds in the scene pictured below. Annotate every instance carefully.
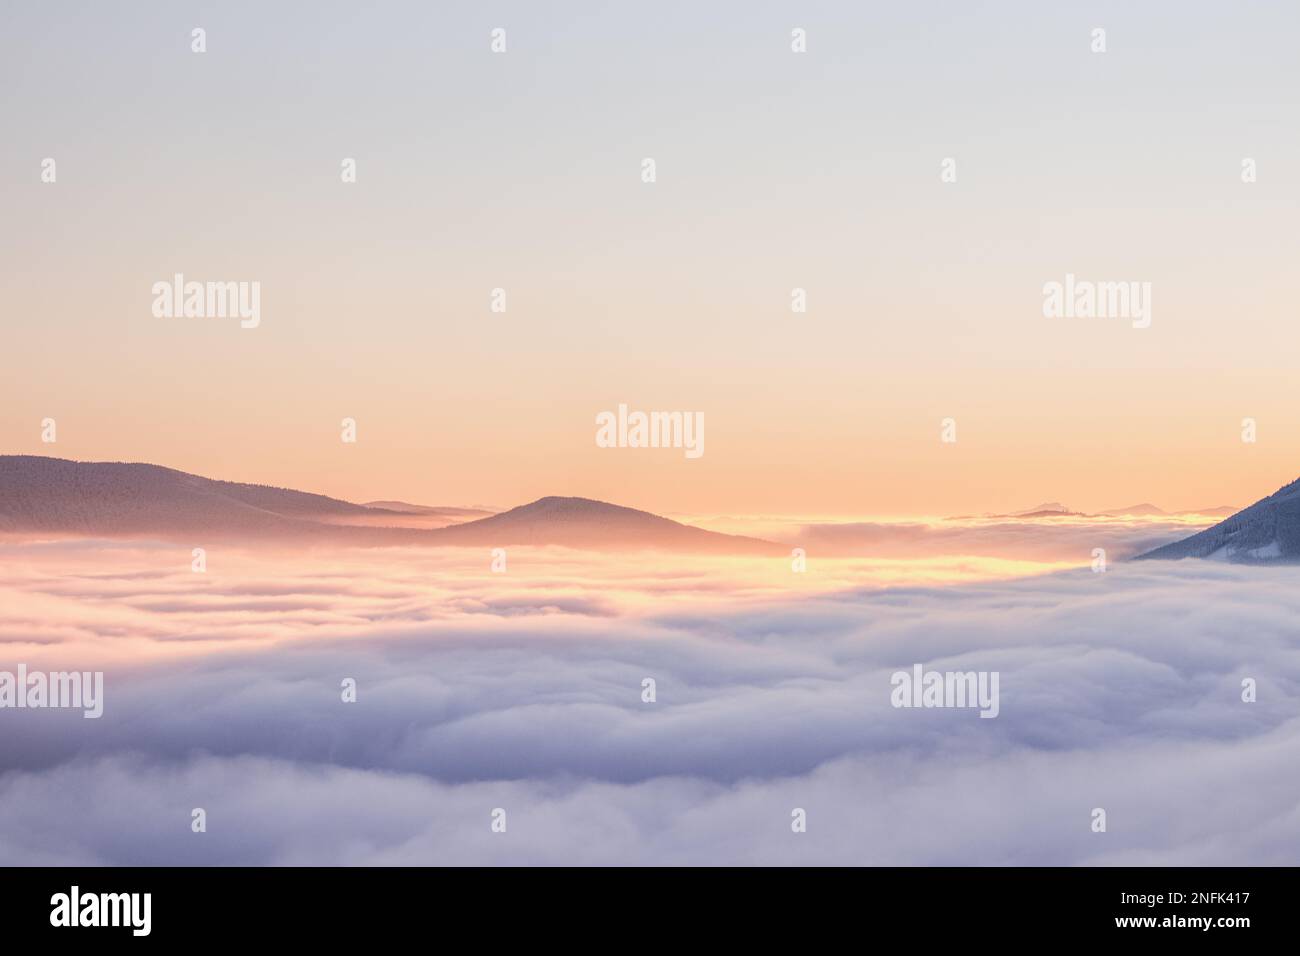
[1,538,1298,865]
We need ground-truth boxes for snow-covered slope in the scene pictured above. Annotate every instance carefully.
[1136,477,1300,563]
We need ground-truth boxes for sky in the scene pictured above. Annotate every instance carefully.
[3,1,1299,516]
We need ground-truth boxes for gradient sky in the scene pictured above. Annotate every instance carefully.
[3,1,1298,515]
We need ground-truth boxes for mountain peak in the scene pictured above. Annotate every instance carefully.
[434,493,783,553]
[1015,502,1070,515]
[502,496,667,520]
[1104,503,1166,516]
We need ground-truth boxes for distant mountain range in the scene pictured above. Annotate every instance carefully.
[1137,478,1300,563]
[0,456,779,555]
[949,502,1236,521]
[362,500,495,520]
[1102,503,1165,516]
[1014,502,1072,516]
[6,455,1267,561]
[1102,503,1237,518]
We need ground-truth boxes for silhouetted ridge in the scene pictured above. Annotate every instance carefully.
[0,456,780,554]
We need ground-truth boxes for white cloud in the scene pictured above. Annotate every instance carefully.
[1,544,1297,864]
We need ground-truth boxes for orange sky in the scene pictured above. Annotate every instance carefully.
[4,2,1298,516]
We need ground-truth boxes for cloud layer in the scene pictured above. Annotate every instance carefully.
[1,538,1297,864]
